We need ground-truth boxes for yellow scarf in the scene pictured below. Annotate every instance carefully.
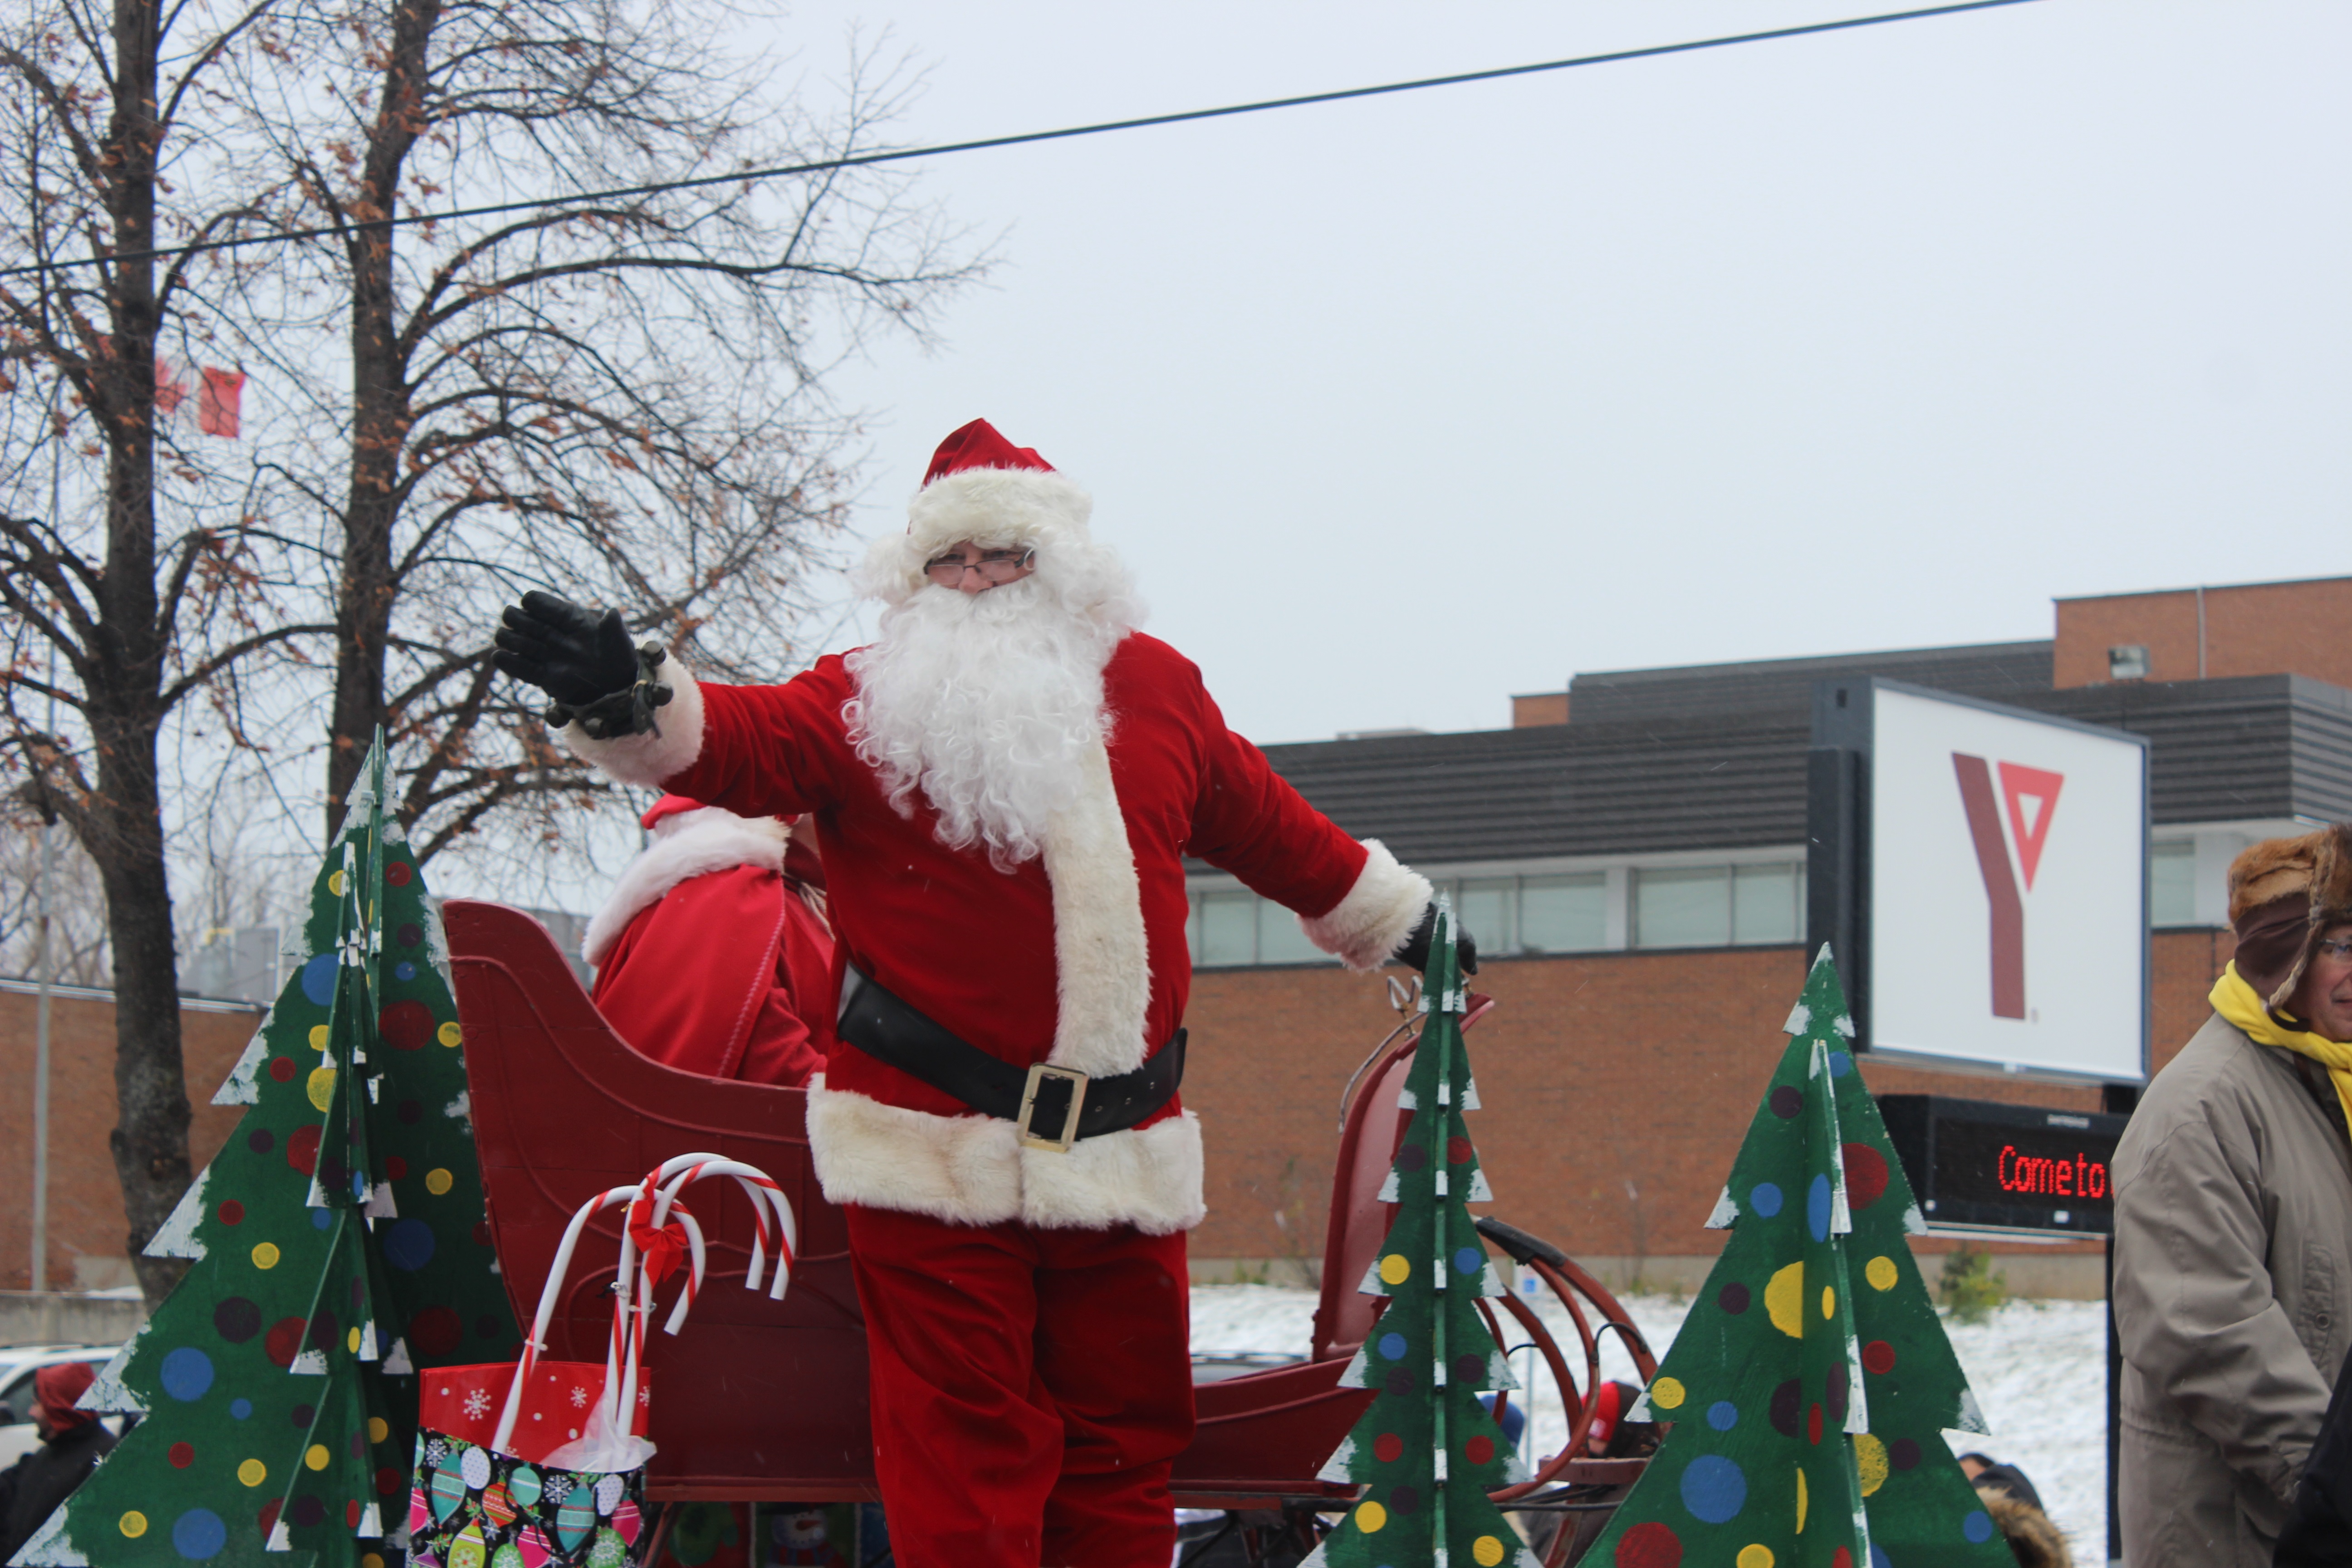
[2211,961,2352,1137]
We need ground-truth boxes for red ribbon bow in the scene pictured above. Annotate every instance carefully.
[627,1195,692,1285]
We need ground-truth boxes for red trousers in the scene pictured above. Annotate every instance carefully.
[844,1204,1195,1568]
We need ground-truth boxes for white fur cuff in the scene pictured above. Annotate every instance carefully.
[559,661,706,789]
[1300,839,1433,972]
[805,1080,1205,1235]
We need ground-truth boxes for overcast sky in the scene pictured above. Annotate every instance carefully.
[753,0,2348,746]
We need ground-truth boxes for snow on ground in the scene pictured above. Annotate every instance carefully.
[1191,1285,2108,1556]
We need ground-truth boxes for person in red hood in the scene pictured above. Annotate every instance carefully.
[0,1363,117,1562]
[584,794,834,1085]
[494,419,1468,1568]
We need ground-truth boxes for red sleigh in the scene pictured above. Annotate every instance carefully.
[443,900,1655,1558]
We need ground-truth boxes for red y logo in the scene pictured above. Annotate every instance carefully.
[1952,755,2065,1020]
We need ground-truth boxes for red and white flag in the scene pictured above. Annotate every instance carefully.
[154,356,191,415]
[196,367,245,438]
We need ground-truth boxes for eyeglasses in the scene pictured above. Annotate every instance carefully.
[924,547,1034,586]
[2319,937,2352,962]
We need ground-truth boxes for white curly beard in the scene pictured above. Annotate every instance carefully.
[843,575,1130,870]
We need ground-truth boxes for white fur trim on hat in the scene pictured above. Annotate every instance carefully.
[804,1079,1205,1234]
[861,466,1096,602]
[581,807,789,967]
[1300,839,1434,971]
[559,658,705,788]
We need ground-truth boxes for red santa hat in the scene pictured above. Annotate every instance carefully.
[862,419,1098,600]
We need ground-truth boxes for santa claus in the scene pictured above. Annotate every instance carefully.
[494,419,1465,1568]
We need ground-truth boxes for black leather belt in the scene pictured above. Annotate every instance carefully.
[835,965,1185,1152]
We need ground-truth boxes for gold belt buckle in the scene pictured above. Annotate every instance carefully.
[1017,1063,1089,1153]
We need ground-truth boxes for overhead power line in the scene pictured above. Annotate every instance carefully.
[0,0,2042,284]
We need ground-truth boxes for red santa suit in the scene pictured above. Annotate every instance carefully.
[562,421,1431,1568]
[583,795,834,1086]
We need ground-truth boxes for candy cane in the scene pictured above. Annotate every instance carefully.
[639,1154,797,1298]
[493,1182,646,1455]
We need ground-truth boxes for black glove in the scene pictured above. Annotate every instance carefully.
[492,590,673,738]
[1394,902,1479,976]
[493,590,638,706]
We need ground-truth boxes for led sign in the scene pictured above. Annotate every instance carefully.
[1876,1094,2130,1236]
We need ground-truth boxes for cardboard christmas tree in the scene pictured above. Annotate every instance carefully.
[1585,948,2015,1568]
[16,735,519,1567]
[1305,907,1541,1568]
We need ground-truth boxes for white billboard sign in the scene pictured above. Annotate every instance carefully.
[1866,683,2148,1082]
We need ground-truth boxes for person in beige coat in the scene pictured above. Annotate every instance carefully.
[2112,824,2352,1566]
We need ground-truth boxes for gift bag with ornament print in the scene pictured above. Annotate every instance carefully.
[407,1155,797,1568]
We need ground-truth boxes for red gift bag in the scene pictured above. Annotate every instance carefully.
[407,1156,795,1565]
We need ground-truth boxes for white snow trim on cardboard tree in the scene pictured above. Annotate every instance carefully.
[212,1018,270,1107]
[804,1079,1205,1234]
[143,1166,212,1261]
[1299,840,1432,972]
[581,807,789,967]
[10,1503,88,1565]
[81,1324,152,1416]
[558,657,706,789]
[1041,740,1152,1079]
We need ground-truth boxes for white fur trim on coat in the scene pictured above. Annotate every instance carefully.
[560,660,706,788]
[1040,740,1153,1078]
[804,1079,1205,1235]
[581,807,789,967]
[862,467,1097,601]
[1300,839,1433,972]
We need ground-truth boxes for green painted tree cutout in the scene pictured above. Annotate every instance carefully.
[1585,947,2015,1568]
[17,735,519,1568]
[1305,906,1540,1568]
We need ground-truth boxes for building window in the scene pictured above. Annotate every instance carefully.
[1192,860,1797,966]
[1733,863,1802,945]
[1633,862,1802,950]
[1634,867,1731,948]
[1519,874,1607,954]
[2151,839,2196,926]
[1455,878,1517,957]
[1256,897,1326,964]
[1198,890,1256,966]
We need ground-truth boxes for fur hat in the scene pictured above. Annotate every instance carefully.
[858,419,1097,601]
[2227,823,2352,1011]
[1977,1485,2071,1568]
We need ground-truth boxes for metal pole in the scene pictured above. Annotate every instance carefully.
[31,686,55,1294]
[30,423,62,1294]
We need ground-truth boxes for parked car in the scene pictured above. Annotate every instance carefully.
[0,1346,125,1468]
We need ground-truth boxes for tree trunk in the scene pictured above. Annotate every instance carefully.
[92,0,193,1307]
[325,0,440,840]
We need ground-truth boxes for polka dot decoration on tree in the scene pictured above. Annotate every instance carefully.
[1613,1520,1682,1567]
[380,1000,433,1052]
[1841,1144,1889,1210]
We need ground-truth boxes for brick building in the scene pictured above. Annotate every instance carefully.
[0,981,259,1292]
[1181,575,2352,1293]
